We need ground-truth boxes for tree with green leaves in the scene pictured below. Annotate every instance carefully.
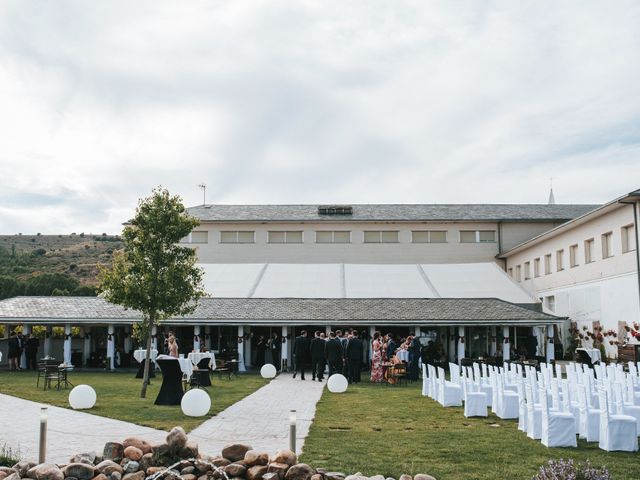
[98,187,205,398]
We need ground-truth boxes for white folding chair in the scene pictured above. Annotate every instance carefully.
[437,366,462,407]
[463,378,488,418]
[540,384,577,448]
[494,374,519,419]
[525,384,542,439]
[517,379,527,432]
[421,364,429,397]
[577,384,599,442]
[598,388,638,452]
[612,381,640,430]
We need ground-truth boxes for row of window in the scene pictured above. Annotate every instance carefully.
[181,229,497,245]
[509,224,636,281]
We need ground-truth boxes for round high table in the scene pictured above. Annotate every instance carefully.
[133,349,158,379]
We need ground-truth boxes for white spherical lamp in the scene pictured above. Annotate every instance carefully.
[260,363,277,379]
[327,374,348,393]
[181,389,211,417]
[68,384,97,410]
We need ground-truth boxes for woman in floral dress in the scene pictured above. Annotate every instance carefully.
[370,331,384,382]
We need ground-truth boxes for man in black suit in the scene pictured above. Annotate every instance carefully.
[26,333,40,370]
[337,330,349,376]
[310,331,326,381]
[292,330,309,380]
[325,331,343,377]
[386,333,397,361]
[346,332,363,383]
[269,333,281,370]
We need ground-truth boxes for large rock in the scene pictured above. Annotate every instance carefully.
[181,475,197,480]
[344,475,367,480]
[310,474,323,480]
[325,473,346,480]
[121,462,139,475]
[123,448,142,462]
[27,463,64,480]
[138,454,154,472]
[91,475,108,480]
[194,459,212,474]
[398,475,411,480]
[262,473,279,480]
[210,458,231,468]
[222,444,252,463]
[247,466,268,480]
[4,473,20,480]
[70,453,96,466]
[179,442,199,459]
[122,472,145,480]
[267,463,289,480]
[244,451,269,468]
[14,462,37,477]
[369,476,385,480]
[62,463,97,480]
[224,464,246,478]
[144,468,165,476]
[121,439,144,451]
[0,468,16,475]
[166,427,188,451]
[103,443,124,463]
[284,464,314,480]
[151,444,170,457]
[109,472,121,480]
[413,475,436,480]
[181,467,196,475]
[95,461,123,476]
[271,451,296,467]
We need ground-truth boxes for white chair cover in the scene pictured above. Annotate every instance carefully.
[463,378,488,418]
[598,388,638,452]
[517,379,527,431]
[494,374,519,419]
[577,384,599,442]
[525,384,542,440]
[437,366,462,407]
[421,364,429,397]
[540,384,577,448]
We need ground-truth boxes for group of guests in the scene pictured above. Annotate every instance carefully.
[7,331,40,370]
[292,329,364,383]
[371,332,421,383]
[253,333,282,369]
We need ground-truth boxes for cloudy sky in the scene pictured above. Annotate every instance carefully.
[1,1,639,234]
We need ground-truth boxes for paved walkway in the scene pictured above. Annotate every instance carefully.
[0,374,325,464]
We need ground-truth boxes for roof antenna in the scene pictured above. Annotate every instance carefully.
[548,177,555,205]
[198,183,206,206]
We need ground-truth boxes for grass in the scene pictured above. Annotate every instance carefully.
[300,379,640,480]
[0,442,21,466]
[0,370,268,431]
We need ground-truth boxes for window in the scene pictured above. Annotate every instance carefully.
[556,249,564,272]
[546,295,555,312]
[516,265,522,282]
[524,261,531,280]
[220,231,255,244]
[622,224,636,253]
[364,231,399,243]
[544,254,552,274]
[584,238,595,263]
[459,230,496,243]
[534,258,541,277]
[412,231,447,243]
[180,231,208,244]
[316,231,350,244]
[268,231,303,244]
[508,267,513,278]
[569,244,579,268]
[601,232,613,258]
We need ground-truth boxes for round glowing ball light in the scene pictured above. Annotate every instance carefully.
[327,374,348,393]
[68,384,97,410]
[260,363,277,379]
[181,388,211,417]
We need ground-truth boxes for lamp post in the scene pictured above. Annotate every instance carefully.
[39,407,48,463]
[289,409,297,453]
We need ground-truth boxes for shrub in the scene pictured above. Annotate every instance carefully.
[0,442,21,467]
[31,248,47,257]
[533,459,610,480]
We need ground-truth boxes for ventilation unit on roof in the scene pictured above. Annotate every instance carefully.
[318,205,353,215]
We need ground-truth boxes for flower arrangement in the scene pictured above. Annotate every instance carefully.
[532,459,610,480]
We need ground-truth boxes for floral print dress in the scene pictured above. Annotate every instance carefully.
[370,339,384,382]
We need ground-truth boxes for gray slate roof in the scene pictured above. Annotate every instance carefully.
[186,204,599,223]
[0,296,563,325]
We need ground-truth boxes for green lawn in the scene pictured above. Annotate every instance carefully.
[301,380,640,480]
[0,370,268,431]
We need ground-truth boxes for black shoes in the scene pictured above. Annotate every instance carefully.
[293,372,297,379]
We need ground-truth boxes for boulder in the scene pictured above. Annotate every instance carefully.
[222,444,252,463]
[310,475,323,480]
[61,464,96,480]
[122,472,145,480]
[224,464,246,478]
[181,467,196,475]
[4,473,20,480]
[267,463,290,480]
[108,473,120,480]
[197,476,210,480]
[123,448,142,462]
[262,473,279,480]
[413,475,436,480]
[325,473,345,480]
[271,451,297,467]
[138,454,154,472]
[121,439,144,452]
[210,458,230,468]
[181,475,197,480]
[103,443,124,463]
[244,451,269,467]
[121,462,139,475]
[399,475,412,480]
[344,475,367,480]
[369,476,385,480]
[166,427,188,451]
[14,462,37,477]
[151,444,170,457]
[95,461,123,476]
[27,463,64,480]
[284,464,314,480]
[0,472,8,480]
[247,465,268,480]
[194,460,212,474]
[179,442,199,459]
[70,453,96,466]
[144,468,165,476]
[91,475,108,480]
[0,468,16,476]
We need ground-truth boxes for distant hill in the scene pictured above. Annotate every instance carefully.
[0,233,124,298]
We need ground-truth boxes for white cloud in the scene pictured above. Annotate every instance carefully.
[0,1,639,233]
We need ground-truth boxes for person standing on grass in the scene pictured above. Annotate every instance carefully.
[310,330,326,382]
[292,330,309,380]
[408,335,421,381]
[8,332,20,370]
[325,331,343,377]
[346,331,363,383]
[370,331,384,382]
[26,333,40,370]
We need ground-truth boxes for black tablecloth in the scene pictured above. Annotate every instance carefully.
[195,358,212,387]
[155,359,184,405]
[135,360,156,379]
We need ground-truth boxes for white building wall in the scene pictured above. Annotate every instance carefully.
[504,203,640,358]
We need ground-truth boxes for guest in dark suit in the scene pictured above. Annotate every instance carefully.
[255,335,267,367]
[386,334,397,361]
[26,333,40,370]
[292,330,309,380]
[346,333,363,383]
[269,333,281,370]
[310,331,326,381]
[337,330,349,376]
[325,331,343,377]
[408,335,421,381]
